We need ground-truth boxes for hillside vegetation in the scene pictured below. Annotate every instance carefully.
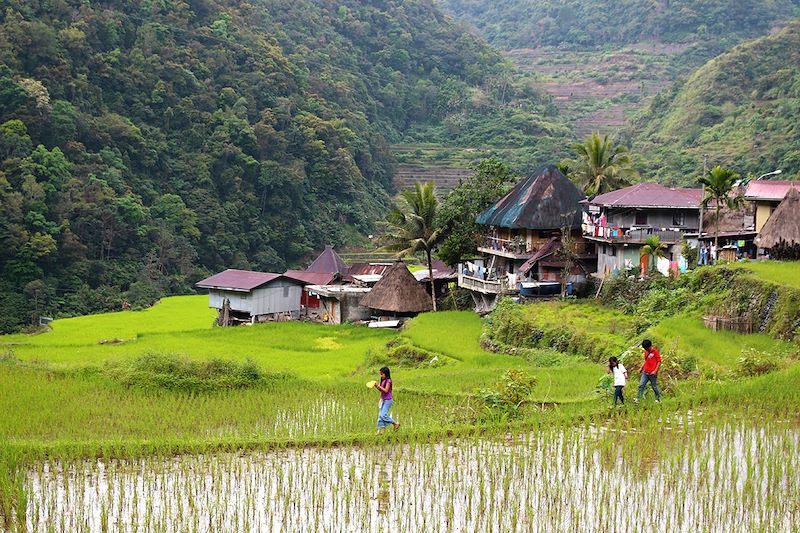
[632,21,800,182]
[440,0,800,49]
[0,0,561,332]
[439,1,800,151]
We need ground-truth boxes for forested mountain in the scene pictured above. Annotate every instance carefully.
[631,21,800,184]
[440,0,800,50]
[0,0,558,331]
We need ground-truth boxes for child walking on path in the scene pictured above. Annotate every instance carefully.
[608,356,627,405]
[636,339,662,403]
[373,366,400,434]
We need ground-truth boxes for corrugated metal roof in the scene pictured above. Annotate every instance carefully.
[589,183,703,208]
[306,245,349,274]
[413,269,457,282]
[744,180,795,201]
[283,270,336,286]
[476,164,586,230]
[195,269,283,292]
[519,238,562,274]
[345,263,391,281]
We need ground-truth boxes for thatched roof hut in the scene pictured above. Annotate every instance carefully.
[755,186,800,249]
[360,261,433,314]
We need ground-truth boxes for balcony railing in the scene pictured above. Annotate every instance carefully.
[583,225,686,244]
[458,274,516,295]
[479,236,529,255]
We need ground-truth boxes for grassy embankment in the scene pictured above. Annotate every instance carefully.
[0,296,602,458]
[0,262,797,460]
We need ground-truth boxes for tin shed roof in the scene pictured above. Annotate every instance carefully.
[306,245,349,275]
[588,183,703,209]
[283,270,337,286]
[744,181,795,201]
[195,269,283,292]
[476,164,586,230]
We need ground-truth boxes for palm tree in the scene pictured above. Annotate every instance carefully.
[699,165,744,254]
[570,132,637,196]
[381,182,443,311]
[639,235,667,273]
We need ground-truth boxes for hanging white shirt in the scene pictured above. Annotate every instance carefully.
[612,363,627,386]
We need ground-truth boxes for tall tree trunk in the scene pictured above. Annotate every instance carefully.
[714,203,721,260]
[426,249,437,312]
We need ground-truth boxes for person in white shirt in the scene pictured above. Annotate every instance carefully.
[608,356,628,405]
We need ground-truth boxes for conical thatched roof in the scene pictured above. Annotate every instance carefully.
[476,164,586,230]
[360,261,433,314]
[755,186,800,249]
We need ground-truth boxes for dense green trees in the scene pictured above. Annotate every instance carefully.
[0,0,554,331]
[436,158,514,266]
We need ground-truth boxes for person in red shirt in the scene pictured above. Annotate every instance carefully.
[635,339,662,403]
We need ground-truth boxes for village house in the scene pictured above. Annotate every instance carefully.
[284,245,348,319]
[195,269,307,325]
[413,260,457,300]
[582,182,703,276]
[755,186,800,259]
[695,185,756,263]
[745,180,797,257]
[459,164,596,310]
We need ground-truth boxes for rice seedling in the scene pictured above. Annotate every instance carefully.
[15,414,799,532]
[0,292,796,531]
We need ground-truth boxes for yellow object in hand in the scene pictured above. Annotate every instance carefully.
[366,380,377,389]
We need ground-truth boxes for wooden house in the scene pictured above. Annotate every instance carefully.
[304,285,373,324]
[745,181,796,232]
[284,245,349,319]
[195,269,306,325]
[459,164,595,310]
[413,260,457,300]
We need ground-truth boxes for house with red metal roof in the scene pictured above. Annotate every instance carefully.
[583,182,704,276]
[195,269,306,325]
[744,180,796,233]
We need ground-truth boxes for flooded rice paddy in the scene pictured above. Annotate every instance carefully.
[24,417,799,532]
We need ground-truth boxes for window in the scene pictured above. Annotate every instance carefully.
[634,212,648,226]
[283,286,290,298]
[672,211,685,226]
[610,246,617,257]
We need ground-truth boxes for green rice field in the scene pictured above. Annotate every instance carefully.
[1,291,798,531]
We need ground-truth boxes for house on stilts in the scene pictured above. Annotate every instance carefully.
[195,269,307,325]
[458,164,596,312]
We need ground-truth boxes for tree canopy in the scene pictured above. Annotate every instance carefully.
[0,0,553,331]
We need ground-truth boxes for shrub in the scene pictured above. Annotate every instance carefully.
[103,353,279,392]
[475,369,536,422]
[736,349,782,377]
[366,338,446,368]
[485,299,633,361]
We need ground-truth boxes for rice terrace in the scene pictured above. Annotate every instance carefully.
[0,263,797,531]
[3,0,800,531]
